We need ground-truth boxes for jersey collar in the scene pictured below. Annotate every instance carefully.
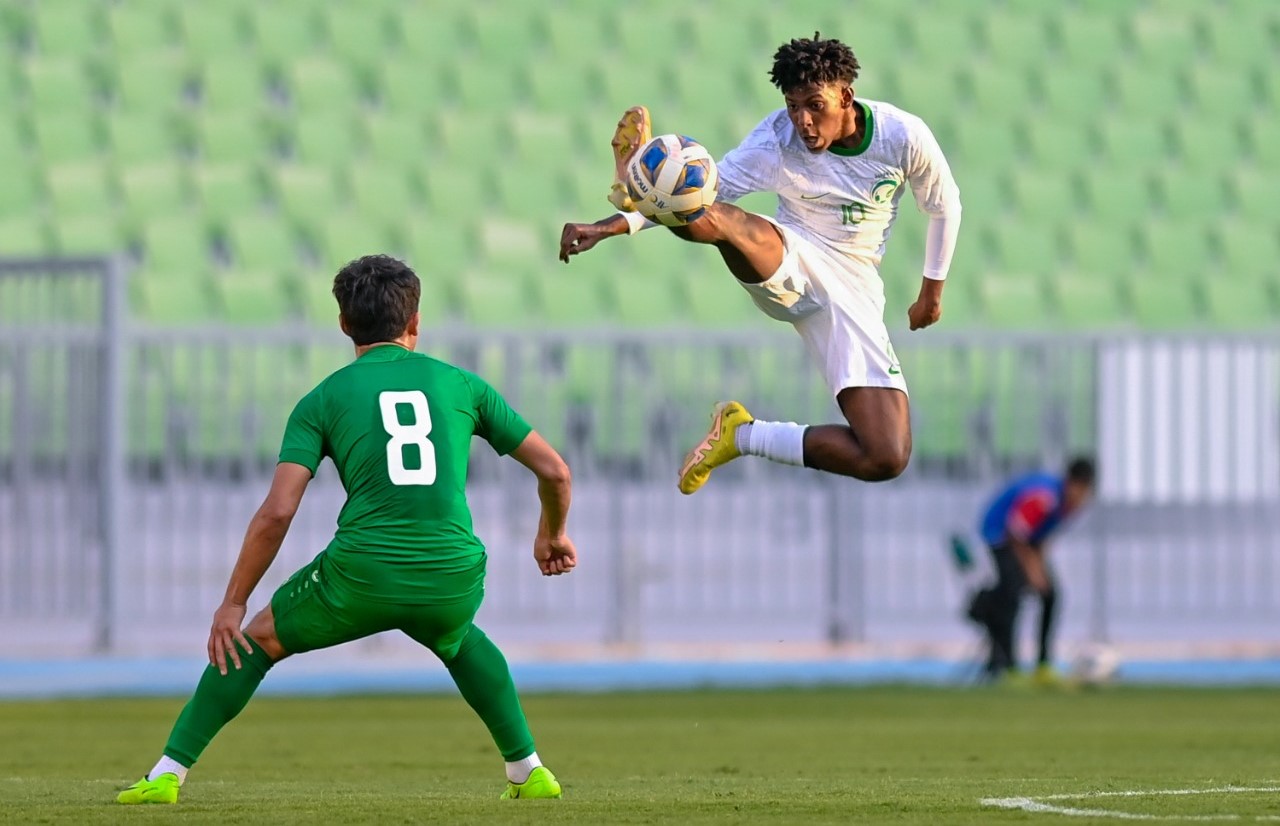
[357,343,411,361]
[827,102,875,157]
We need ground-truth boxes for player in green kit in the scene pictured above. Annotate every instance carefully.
[117,255,575,804]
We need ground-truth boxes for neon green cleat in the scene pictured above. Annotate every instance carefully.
[116,773,180,805]
[1033,663,1064,689]
[678,401,752,495]
[501,766,562,800]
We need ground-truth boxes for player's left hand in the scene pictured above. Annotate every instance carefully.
[534,532,577,576]
[207,600,252,675]
[907,297,942,330]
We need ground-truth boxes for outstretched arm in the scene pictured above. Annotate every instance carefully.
[510,431,577,576]
[559,213,631,262]
[209,462,311,674]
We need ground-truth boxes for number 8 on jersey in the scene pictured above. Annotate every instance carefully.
[378,390,436,485]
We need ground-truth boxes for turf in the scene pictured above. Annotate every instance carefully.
[2,687,1279,824]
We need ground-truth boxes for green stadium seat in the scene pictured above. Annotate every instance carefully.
[1066,220,1138,279]
[525,59,595,111]
[1142,221,1213,280]
[951,114,1021,169]
[53,213,128,256]
[226,213,303,270]
[598,64,676,116]
[300,271,340,324]
[113,54,192,113]
[1129,11,1197,71]
[1172,119,1245,171]
[478,216,548,277]
[0,215,54,257]
[118,161,190,224]
[378,60,448,115]
[180,5,249,63]
[1246,116,1280,167]
[907,13,979,60]
[1113,68,1181,121]
[1054,275,1129,328]
[193,163,265,223]
[964,62,1035,117]
[32,4,104,58]
[132,268,218,324]
[539,8,609,72]
[992,221,1062,275]
[215,270,297,324]
[422,162,494,218]
[1039,66,1109,120]
[611,273,686,326]
[1203,276,1276,328]
[1098,119,1168,168]
[1215,222,1279,280]
[495,163,560,217]
[291,112,364,166]
[197,59,268,112]
[934,278,981,329]
[107,4,177,52]
[1008,168,1077,222]
[981,13,1052,66]
[107,111,185,164]
[347,163,424,228]
[142,214,213,271]
[1128,276,1201,328]
[1231,169,1276,223]
[403,213,473,284]
[888,62,963,124]
[1081,166,1152,224]
[249,5,323,66]
[451,57,525,111]
[272,164,340,230]
[1188,64,1259,119]
[1024,118,1093,168]
[24,58,99,112]
[1156,169,1227,221]
[395,6,465,62]
[531,271,611,326]
[46,163,116,219]
[364,114,427,166]
[286,57,364,113]
[1054,9,1123,64]
[510,112,576,165]
[468,7,541,57]
[196,111,273,163]
[459,273,534,327]
[318,212,395,270]
[31,111,103,164]
[1203,17,1274,67]
[324,6,391,75]
[0,166,41,220]
[979,273,1052,328]
[685,274,763,327]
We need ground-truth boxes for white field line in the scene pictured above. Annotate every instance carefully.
[981,786,1280,821]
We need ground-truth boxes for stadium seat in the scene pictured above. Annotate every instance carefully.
[324,6,391,75]
[249,5,323,66]
[0,166,42,221]
[53,213,128,256]
[364,113,427,166]
[1245,116,1280,168]
[981,12,1052,66]
[459,272,536,327]
[377,60,448,115]
[1081,166,1153,224]
[1113,66,1181,120]
[1024,119,1093,168]
[347,163,424,228]
[197,59,268,112]
[179,5,249,64]
[403,214,474,285]
[1156,169,1228,221]
[992,221,1062,275]
[1066,220,1138,279]
[1231,169,1275,223]
[318,212,394,270]
[395,5,465,62]
[107,111,185,165]
[525,59,595,112]
[611,273,687,326]
[980,274,1053,328]
[1128,11,1197,71]
[1009,169,1078,222]
[1188,63,1259,119]
[1039,66,1109,120]
[1173,119,1245,171]
[285,57,365,113]
[31,111,103,164]
[531,273,612,326]
[1054,276,1129,328]
[1203,16,1274,67]
[192,163,265,223]
[1203,276,1276,328]
[1141,221,1213,280]
[45,163,116,219]
[1128,276,1200,328]
[290,112,363,165]
[118,161,190,224]
[32,4,104,58]
[889,62,963,124]
[24,58,99,113]
[951,114,1021,170]
[272,164,341,231]
[113,54,192,113]
[215,270,297,324]
[225,213,303,270]
[1053,9,1124,64]
[132,268,218,324]
[1215,222,1279,280]
[107,3,176,53]
[196,112,273,163]
[422,163,494,218]
[0,215,54,257]
[142,215,214,272]
[1099,119,1169,168]
[965,62,1035,117]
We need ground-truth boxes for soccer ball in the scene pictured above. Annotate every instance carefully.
[1070,643,1121,687]
[624,134,719,227]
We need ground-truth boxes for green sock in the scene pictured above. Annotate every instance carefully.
[163,643,275,767]
[444,626,535,761]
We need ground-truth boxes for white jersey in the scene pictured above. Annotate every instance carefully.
[716,99,961,279]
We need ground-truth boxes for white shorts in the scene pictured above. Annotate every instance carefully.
[739,218,908,397]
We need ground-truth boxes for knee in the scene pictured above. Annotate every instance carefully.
[244,611,288,661]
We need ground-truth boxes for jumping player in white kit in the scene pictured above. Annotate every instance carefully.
[559,33,962,493]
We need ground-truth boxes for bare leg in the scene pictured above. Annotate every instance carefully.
[668,202,786,285]
[243,604,290,662]
[801,386,912,481]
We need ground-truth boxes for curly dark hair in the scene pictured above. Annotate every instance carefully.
[1066,455,1097,486]
[331,254,421,345]
[769,32,861,92]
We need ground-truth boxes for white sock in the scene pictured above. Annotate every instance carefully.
[148,755,189,784]
[505,751,542,784]
[736,420,807,467]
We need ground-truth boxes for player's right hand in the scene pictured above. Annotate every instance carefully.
[534,532,577,576]
[559,222,609,262]
[207,600,252,675]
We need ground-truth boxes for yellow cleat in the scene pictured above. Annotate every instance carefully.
[1033,663,1064,689]
[678,401,753,495]
[116,773,179,805]
[501,766,562,800]
[607,105,652,212]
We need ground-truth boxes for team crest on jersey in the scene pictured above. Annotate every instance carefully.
[871,179,900,204]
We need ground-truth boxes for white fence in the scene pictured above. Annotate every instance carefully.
[1,260,1278,657]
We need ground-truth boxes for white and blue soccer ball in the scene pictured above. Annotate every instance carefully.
[1070,643,1121,687]
[624,134,719,227]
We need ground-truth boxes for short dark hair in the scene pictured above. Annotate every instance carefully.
[1066,456,1097,486]
[331,254,421,345]
[769,32,861,93]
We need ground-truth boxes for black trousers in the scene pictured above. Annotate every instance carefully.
[970,543,1058,675]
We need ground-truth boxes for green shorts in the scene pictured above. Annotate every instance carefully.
[271,552,483,661]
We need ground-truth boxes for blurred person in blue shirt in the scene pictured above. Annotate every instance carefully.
[960,456,1096,684]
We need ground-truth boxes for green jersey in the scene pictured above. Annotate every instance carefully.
[278,344,532,604]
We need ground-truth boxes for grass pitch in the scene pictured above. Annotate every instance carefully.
[2,686,1279,824]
